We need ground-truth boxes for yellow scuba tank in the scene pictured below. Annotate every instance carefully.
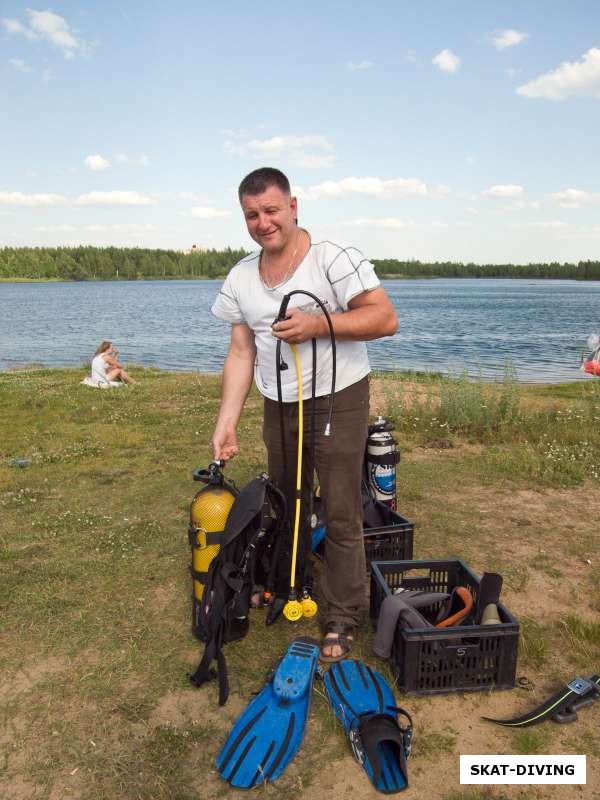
[189,461,237,638]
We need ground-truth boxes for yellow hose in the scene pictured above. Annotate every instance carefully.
[283,344,307,622]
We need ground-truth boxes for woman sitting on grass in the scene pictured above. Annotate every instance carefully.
[91,341,136,386]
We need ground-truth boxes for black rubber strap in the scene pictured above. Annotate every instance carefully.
[188,527,224,547]
[366,451,400,466]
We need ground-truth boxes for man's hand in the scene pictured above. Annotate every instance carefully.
[212,424,240,462]
[271,307,323,344]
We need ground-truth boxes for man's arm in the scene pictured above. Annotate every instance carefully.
[271,287,398,344]
[212,323,256,461]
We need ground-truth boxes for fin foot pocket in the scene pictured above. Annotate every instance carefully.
[323,659,411,793]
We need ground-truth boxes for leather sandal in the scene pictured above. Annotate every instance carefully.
[320,622,356,663]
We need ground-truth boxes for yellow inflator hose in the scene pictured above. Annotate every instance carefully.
[283,344,318,621]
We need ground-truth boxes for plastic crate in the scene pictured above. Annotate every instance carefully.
[370,559,519,694]
[312,505,414,572]
[363,508,414,570]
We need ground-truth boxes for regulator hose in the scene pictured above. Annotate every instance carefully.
[273,291,336,622]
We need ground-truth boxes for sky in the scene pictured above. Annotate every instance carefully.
[2,0,600,264]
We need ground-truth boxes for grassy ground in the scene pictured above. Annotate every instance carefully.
[1,368,599,800]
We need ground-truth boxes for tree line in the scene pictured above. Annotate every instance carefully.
[372,259,600,280]
[1,247,600,281]
[0,247,248,281]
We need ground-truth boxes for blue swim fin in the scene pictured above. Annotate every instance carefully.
[216,637,320,788]
[323,660,412,794]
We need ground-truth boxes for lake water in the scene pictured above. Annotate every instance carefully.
[1,278,599,383]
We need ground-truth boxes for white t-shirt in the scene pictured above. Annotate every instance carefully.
[211,238,380,401]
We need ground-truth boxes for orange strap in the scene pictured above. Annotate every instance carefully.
[435,586,474,628]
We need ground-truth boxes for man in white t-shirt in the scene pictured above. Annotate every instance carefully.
[211,167,398,661]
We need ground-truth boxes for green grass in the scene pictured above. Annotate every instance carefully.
[512,728,553,755]
[383,369,600,487]
[2,367,599,799]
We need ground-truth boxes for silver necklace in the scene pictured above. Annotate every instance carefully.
[260,231,300,289]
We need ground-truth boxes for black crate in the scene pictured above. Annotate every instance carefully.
[312,505,414,572]
[370,559,519,694]
[363,508,414,571]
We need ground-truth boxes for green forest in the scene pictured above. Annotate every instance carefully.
[0,247,248,281]
[1,246,600,281]
[375,258,600,280]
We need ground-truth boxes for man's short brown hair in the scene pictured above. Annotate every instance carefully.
[238,167,291,201]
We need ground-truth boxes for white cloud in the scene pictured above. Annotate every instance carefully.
[76,191,156,206]
[291,152,336,169]
[492,29,529,50]
[506,67,521,80]
[3,11,89,57]
[1,17,24,34]
[484,184,524,197]
[224,141,246,157]
[177,192,209,203]
[85,223,156,232]
[517,47,600,100]
[225,134,336,169]
[221,127,252,140]
[465,207,480,215]
[10,58,31,72]
[114,153,150,166]
[84,154,111,171]
[241,134,333,154]
[514,200,541,210]
[347,60,373,71]
[0,191,66,206]
[551,188,600,208]
[36,224,77,232]
[342,217,415,230]
[455,190,478,202]
[406,50,417,64]
[26,9,86,59]
[36,223,157,234]
[526,220,570,229]
[1,17,37,38]
[191,206,230,220]
[432,49,460,74]
[296,176,450,201]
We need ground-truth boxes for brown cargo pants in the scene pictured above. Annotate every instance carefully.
[263,375,369,626]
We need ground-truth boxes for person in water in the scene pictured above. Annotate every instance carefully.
[91,341,135,385]
[210,167,398,661]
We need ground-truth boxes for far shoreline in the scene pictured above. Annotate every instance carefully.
[2,275,600,283]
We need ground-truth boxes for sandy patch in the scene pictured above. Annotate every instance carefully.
[0,655,69,704]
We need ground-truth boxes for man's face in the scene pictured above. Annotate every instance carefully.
[240,185,297,254]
